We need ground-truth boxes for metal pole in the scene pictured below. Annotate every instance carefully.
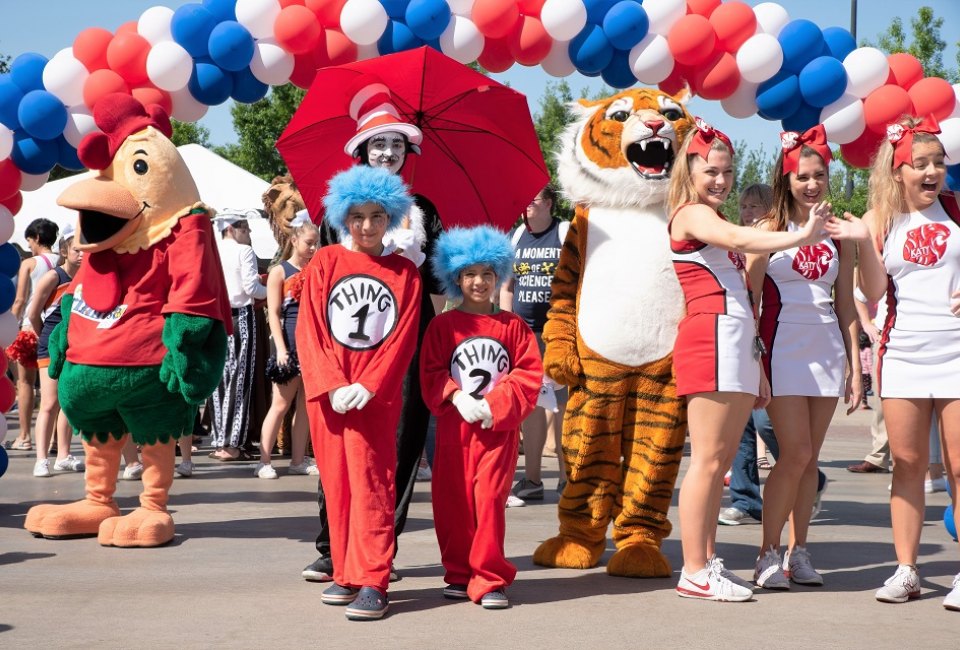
[845,0,858,201]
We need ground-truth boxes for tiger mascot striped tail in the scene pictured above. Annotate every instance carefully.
[532,88,694,578]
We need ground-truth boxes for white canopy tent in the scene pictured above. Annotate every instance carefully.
[13,144,279,260]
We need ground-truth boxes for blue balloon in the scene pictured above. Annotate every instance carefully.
[778,19,826,75]
[0,77,24,130]
[822,26,857,62]
[208,21,255,72]
[231,68,269,103]
[11,131,58,175]
[946,504,957,541]
[378,20,424,56]
[600,49,637,89]
[569,24,614,75]
[603,2,648,51]
[756,70,802,121]
[188,61,233,106]
[57,136,84,172]
[948,164,960,192]
[584,0,620,24]
[381,0,410,20]
[0,243,20,278]
[10,53,47,94]
[0,277,14,313]
[172,4,219,58]
[0,445,7,477]
[406,0,451,41]
[799,56,847,108]
[18,91,67,141]
[781,102,822,133]
[202,0,237,22]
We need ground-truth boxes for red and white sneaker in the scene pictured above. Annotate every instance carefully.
[875,564,920,603]
[677,564,753,602]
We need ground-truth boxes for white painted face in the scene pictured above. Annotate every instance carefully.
[366,131,407,174]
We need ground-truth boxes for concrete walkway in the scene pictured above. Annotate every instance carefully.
[1,404,956,649]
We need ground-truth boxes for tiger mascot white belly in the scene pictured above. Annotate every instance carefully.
[532,88,693,578]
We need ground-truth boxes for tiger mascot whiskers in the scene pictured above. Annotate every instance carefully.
[533,88,694,577]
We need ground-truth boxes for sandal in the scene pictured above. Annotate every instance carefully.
[4,439,33,451]
[757,456,773,471]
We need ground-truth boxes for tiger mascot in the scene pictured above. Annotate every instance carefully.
[532,88,694,578]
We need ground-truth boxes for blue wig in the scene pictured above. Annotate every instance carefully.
[431,225,514,299]
[322,166,413,238]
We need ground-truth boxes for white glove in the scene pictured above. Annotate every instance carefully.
[477,398,493,429]
[452,391,487,423]
[537,378,558,412]
[351,384,375,410]
[330,385,360,414]
[386,229,427,267]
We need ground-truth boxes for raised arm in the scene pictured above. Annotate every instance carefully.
[673,203,827,254]
[824,211,887,304]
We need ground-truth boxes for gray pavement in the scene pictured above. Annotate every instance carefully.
[1,403,957,649]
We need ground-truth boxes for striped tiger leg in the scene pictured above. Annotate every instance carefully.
[607,355,687,578]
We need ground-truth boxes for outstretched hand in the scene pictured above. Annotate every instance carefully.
[824,212,871,242]
[798,202,832,246]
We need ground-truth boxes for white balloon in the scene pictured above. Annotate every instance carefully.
[753,2,790,37]
[170,87,209,123]
[0,206,13,245]
[628,32,674,84]
[439,15,485,65]
[42,51,89,107]
[541,39,576,78]
[939,117,960,163]
[950,84,960,119]
[63,106,99,149]
[721,80,760,119]
[843,47,890,99]
[736,33,783,84]
[645,0,687,37]
[447,0,474,15]
[250,38,295,86]
[820,93,865,144]
[0,124,12,160]
[138,6,175,45]
[236,0,283,40]
[340,0,389,45]
[20,172,49,192]
[147,41,194,92]
[356,42,381,62]
[0,312,18,348]
[541,0,587,42]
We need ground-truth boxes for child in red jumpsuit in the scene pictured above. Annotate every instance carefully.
[420,225,542,609]
[297,166,422,621]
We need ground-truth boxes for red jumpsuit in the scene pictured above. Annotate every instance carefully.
[420,308,542,602]
[297,245,421,591]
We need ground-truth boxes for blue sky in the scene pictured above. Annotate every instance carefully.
[2,0,958,154]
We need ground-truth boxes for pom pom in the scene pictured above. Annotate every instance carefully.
[265,349,300,384]
[5,329,38,369]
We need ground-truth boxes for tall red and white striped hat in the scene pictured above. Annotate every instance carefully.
[343,80,423,157]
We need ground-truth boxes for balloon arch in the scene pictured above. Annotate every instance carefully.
[0,0,957,364]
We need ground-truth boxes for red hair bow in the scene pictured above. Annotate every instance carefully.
[888,115,941,169]
[781,124,831,175]
[688,117,735,160]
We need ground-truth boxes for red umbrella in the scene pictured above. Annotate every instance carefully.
[276,46,548,230]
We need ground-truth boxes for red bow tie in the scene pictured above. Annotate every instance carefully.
[688,117,735,161]
[781,124,832,175]
[888,115,941,169]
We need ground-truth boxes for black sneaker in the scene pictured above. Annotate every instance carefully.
[512,478,544,500]
[321,584,359,605]
[442,584,469,600]
[345,586,389,620]
[480,589,509,609]
[302,556,334,582]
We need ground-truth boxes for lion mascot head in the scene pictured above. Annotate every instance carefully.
[261,174,305,260]
[558,88,695,209]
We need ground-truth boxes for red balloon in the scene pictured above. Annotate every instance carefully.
[659,63,692,97]
[306,0,347,28]
[0,353,8,377]
[0,160,22,202]
[840,129,884,168]
[290,52,319,89]
[275,5,324,55]
[0,376,14,413]
[687,0,721,17]
[74,27,114,72]
[690,51,740,100]
[473,0,521,40]
[709,1,756,53]
[908,76,957,121]
[1,191,22,216]
[116,21,139,35]
[887,53,924,90]
[107,32,151,86]
[314,29,358,67]
[279,0,306,6]
[864,84,915,134]
[518,0,546,14]
[132,86,173,116]
[668,14,718,66]
[508,15,552,66]
[83,69,131,110]
[477,36,515,73]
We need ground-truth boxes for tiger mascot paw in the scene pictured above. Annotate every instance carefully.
[543,347,584,387]
[533,535,604,569]
[606,542,672,578]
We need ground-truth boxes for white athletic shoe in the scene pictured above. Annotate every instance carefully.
[505,495,526,508]
[709,554,755,591]
[875,564,921,603]
[754,547,790,590]
[784,546,824,585]
[255,462,278,479]
[33,458,51,478]
[121,462,144,480]
[676,564,753,602]
[53,455,85,472]
[944,573,960,611]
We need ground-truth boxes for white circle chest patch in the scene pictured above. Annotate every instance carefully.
[450,336,511,398]
[327,274,398,350]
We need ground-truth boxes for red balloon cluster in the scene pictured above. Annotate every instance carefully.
[275,0,357,88]
[476,0,552,71]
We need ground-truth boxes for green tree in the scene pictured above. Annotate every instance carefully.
[870,6,958,82]
[170,119,212,148]
[221,83,305,181]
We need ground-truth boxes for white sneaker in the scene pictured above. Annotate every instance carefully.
[416,465,432,481]
[33,458,51,477]
[53,455,85,472]
[925,477,948,494]
[505,494,526,508]
[255,462,278,479]
[944,573,960,611]
[709,555,755,591]
[175,461,194,478]
[288,460,319,476]
[718,507,759,526]
[784,545,823,585]
[875,564,920,603]
[812,479,828,519]
[754,547,790,590]
[676,564,753,602]
[121,462,144,480]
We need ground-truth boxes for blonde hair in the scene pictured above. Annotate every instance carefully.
[667,130,734,215]
[868,116,945,237]
[739,183,773,210]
